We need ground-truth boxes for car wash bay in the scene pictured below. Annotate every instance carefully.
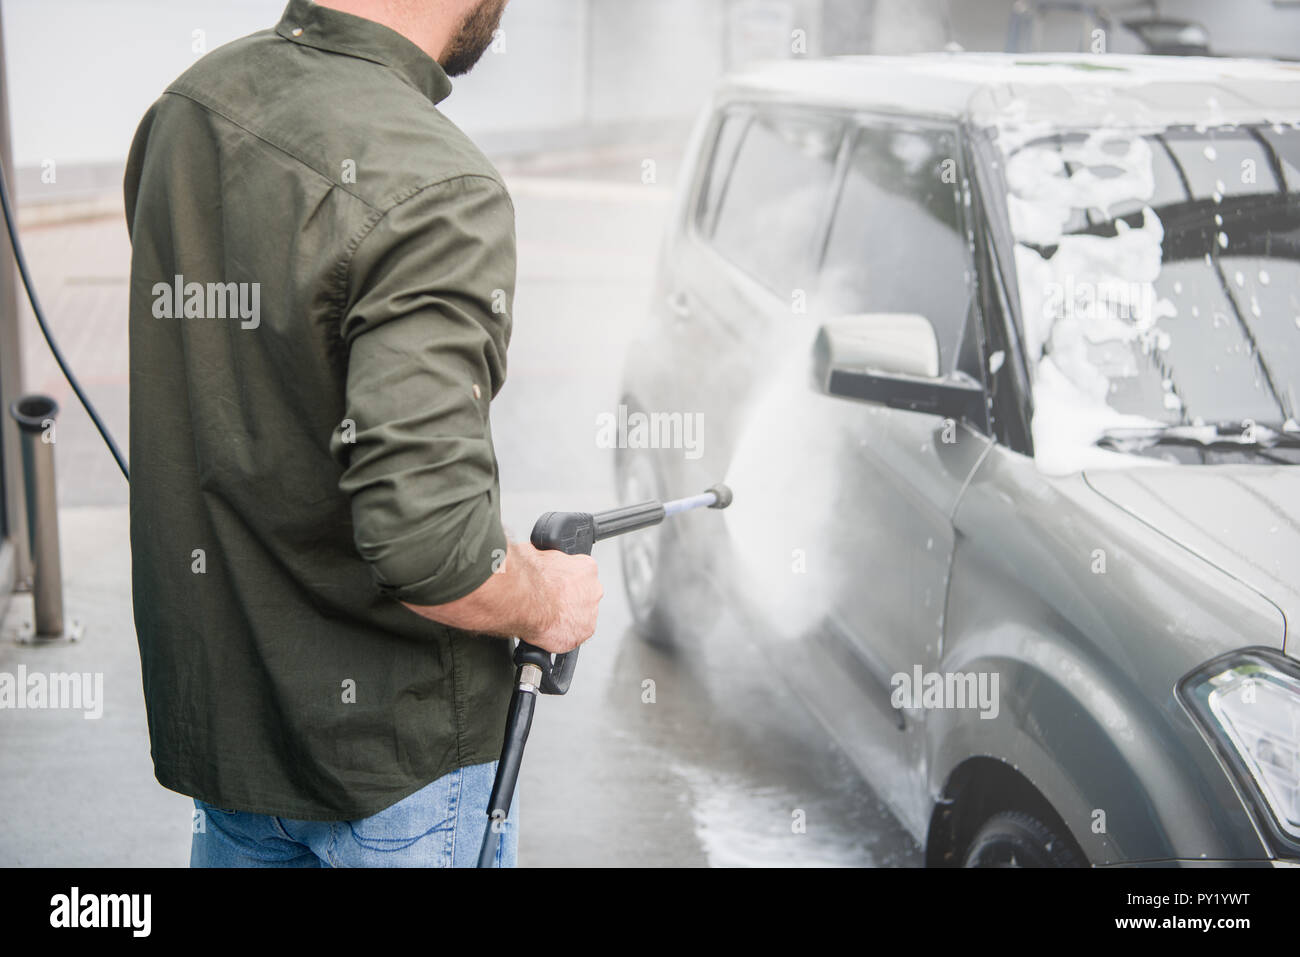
[0,156,920,866]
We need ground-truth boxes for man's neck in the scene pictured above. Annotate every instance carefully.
[313,0,455,63]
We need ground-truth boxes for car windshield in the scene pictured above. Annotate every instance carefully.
[997,122,1300,468]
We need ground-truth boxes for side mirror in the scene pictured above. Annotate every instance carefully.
[812,313,985,423]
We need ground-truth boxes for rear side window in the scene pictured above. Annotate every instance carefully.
[816,123,973,372]
[707,111,843,297]
[696,112,749,237]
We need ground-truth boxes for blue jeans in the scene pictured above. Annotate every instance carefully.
[190,761,517,867]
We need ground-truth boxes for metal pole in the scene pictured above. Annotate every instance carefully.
[0,5,35,590]
[9,394,63,637]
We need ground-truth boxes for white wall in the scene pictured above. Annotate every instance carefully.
[871,0,947,53]
[2,0,283,167]
[5,0,1299,171]
[587,0,728,126]
[0,0,591,168]
[438,0,589,136]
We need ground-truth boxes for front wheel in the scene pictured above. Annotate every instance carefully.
[963,810,1085,867]
[615,452,674,645]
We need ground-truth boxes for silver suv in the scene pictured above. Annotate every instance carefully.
[617,53,1300,866]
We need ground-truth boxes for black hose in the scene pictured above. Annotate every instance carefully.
[477,683,535,867]
[0,159,129,482]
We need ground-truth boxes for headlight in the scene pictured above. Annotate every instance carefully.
[1179,648,1300,852]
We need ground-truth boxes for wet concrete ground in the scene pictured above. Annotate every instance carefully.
[0,157,921,866]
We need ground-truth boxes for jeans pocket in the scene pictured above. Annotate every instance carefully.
[345,772,458,857]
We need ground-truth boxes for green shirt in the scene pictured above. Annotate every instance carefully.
[123,0,516,820]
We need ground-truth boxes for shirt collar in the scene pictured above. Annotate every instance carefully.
[275,0,453,106]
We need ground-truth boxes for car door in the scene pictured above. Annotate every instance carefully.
[792,117,995,834]
[661,104,846,495]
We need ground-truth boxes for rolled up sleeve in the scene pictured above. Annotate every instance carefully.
[333,174,515,606]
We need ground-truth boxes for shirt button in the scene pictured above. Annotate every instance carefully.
[291,27,303,36]
[472,383,482,400]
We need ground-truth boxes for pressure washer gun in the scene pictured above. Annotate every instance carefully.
[476,482,733,867]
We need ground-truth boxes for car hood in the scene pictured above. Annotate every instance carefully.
[1084,466,1298,655]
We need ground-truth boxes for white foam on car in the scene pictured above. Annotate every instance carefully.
[996,123,1181,474]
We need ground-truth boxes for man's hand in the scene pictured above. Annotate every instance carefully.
[401,540,603,654]
[521,545,602,654]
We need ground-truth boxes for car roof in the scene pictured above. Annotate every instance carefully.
[717,53,1300,130]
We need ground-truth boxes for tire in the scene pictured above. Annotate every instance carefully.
[962,810,1085,868]
[614,451,675,646]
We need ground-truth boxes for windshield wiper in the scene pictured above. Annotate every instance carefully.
[1097,422,1300,453]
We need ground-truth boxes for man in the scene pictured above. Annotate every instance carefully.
[123,0,602,867]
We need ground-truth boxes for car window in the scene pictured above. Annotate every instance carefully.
[999,124,1300,468]
[1259,126,1300,191]
[696,111,749,238]
[815,123,973,373]
[1163,129,1283,199]
[709,110,843,297]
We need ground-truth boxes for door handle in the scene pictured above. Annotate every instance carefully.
[666,291,691,320]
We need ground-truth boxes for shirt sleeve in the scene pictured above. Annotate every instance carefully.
[333,174,515,607]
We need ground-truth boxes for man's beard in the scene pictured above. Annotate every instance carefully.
[440,0,508,77]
